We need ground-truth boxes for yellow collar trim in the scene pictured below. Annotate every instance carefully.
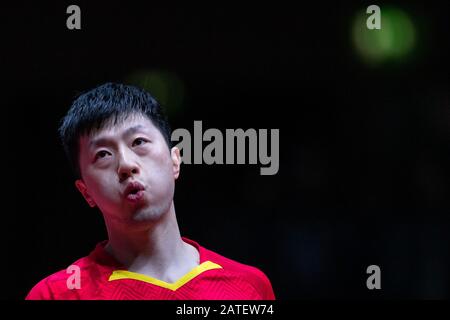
[108,261,222,291]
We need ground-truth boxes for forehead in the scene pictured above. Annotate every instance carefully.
[79,113,159,147]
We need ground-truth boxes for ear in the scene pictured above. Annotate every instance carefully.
[170,147,181,180]
[75,179,97,208]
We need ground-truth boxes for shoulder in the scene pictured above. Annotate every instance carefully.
[200,244,276,299]
[25,255,94,300]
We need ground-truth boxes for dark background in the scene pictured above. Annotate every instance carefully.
[2,1,450,299]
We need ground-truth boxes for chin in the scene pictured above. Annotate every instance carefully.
[131,204,169,223]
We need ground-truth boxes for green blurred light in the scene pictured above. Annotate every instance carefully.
[125,70,185,118]
[352,7,416,66]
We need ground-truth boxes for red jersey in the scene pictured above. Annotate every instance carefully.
[26,237,275,300]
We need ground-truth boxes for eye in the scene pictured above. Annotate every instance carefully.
[95,150,111,160]
[132,137,148,147]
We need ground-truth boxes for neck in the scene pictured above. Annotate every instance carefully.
[103,203,199,281]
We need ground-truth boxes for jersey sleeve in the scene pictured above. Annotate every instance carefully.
[242,266,276,300]
[254,268,276,300]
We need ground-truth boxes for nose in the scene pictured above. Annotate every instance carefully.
[117,150,140,182]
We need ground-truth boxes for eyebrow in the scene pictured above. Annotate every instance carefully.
[89,125,149,149]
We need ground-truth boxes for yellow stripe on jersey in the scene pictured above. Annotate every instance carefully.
[108,260,222,291]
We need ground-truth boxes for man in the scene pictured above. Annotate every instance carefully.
[26,83,275,300]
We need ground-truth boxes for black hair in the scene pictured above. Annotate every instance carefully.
[59,82,172,179]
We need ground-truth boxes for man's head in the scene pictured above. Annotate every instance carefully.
[59,83,181,226]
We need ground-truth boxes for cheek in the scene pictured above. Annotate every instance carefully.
[146,147,173,172]
[149,172,175,203]
[145,153,175,187]
[85,172,118,200]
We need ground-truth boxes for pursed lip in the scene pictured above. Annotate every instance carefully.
[123,181,146,198]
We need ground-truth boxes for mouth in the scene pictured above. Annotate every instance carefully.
[124,181,146,203]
